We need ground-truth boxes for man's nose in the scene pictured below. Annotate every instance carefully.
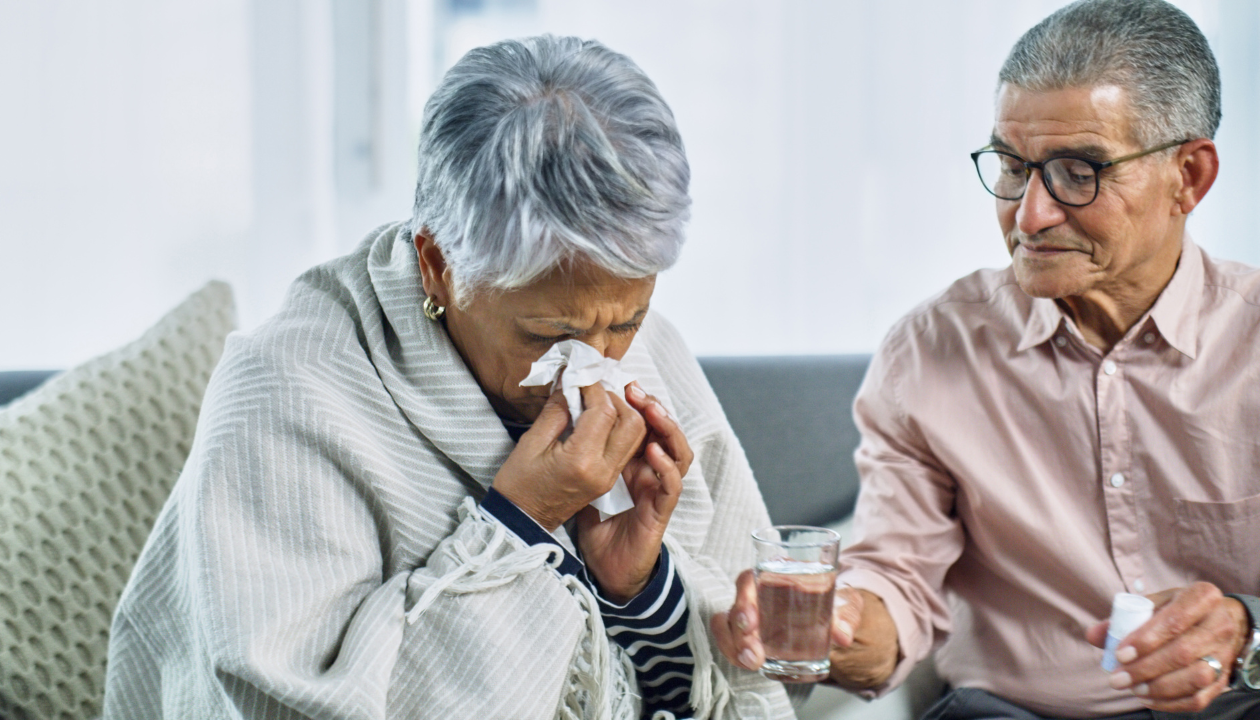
[1015,169,1068,236]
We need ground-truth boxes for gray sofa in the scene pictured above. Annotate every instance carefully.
[699,357,944,720]
[0,370,57,407]
[697,355,867,528]
[1,352,941,719]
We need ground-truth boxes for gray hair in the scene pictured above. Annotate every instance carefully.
[999,0,1220,146]
[410,35,690,303]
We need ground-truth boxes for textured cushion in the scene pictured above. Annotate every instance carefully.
[0,281,235,720]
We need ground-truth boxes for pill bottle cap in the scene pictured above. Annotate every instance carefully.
[1108,592,1154,639]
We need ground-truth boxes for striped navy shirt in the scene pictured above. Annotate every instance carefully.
[482,488,694,717]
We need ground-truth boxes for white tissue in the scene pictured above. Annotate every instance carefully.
[519,339,637,520]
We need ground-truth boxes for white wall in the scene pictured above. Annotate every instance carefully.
[1,0,253,369]
[2,0,1257,368]
[0,0,418,370]
[433,0,1260,356]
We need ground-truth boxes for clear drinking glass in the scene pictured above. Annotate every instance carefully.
[752,525,841,682]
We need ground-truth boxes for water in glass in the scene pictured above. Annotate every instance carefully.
[756,558,836,682]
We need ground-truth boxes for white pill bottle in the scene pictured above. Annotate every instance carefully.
[1102,592,1154,672]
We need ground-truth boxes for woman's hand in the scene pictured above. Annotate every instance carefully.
[576,382,692,603]
[492,383,646,532]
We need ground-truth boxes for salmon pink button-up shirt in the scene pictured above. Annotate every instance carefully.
[838,239,1260,718]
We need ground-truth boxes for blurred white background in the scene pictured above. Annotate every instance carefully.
[2,0,1257,369]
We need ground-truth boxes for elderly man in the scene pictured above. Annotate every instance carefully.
[715,1,1260,718]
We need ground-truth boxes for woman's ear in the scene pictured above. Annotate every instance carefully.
[414,229,452,305]
[1173,139,1219,216]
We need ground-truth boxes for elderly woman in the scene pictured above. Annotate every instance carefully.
[103,36,794,719]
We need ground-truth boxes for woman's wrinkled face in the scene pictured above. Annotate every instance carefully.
[417,235,655,423]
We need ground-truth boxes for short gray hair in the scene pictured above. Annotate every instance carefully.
[410,35,690,303]
[999,0,1220,146]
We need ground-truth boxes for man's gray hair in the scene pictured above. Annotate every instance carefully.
[410,35,690,303]
[999,0,1220,146]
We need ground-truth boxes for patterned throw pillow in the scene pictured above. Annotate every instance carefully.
[0,281,235,720]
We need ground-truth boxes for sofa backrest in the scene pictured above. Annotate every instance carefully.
[5,355,876,529]
[698,354,871,528]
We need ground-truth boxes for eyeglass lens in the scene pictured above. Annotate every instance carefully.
[975,151,1098,205]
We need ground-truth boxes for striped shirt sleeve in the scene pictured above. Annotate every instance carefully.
[481,488,695,717]
[479,487,584,576]
[582,545,694,717]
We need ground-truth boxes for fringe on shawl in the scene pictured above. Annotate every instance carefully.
[405,502,561,623]
[662,535,774,720]
[405,500,775,720]
[405,498,643,719]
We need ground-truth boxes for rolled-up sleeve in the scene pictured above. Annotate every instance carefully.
[835,332,964,697]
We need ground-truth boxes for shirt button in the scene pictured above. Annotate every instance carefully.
[1103,360,1118,375]
[1143,332,1156,344]
[1134,579,1146,592]
[1054,336,1068,348]
[1110,473,1125,488]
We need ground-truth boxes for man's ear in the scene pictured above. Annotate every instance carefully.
[414,229,452,305]
[1173,139,1219,216]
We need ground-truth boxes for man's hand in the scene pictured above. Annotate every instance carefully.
[826,587,900,691]
[711,575,900,690]
[1086,582,1250,713]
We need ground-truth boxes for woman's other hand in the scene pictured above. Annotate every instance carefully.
[576,382,691,603]
[492,383,645,532]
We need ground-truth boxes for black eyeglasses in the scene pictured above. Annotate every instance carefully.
[970,138,1190,207]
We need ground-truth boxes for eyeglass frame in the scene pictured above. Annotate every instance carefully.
[970,138,1191,207]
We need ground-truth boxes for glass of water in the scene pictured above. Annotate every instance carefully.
[751,525,841,683]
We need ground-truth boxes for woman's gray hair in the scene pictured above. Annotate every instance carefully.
[999,0,1220,147]
[410,35,690,303]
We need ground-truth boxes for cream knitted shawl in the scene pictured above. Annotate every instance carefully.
[102,223,796,720]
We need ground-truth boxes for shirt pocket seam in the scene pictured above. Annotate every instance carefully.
[1172,492,1260,591]
[1174,491,1260,524]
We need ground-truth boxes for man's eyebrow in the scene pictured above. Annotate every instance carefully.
[990,135,1111,162]
[1044,144,1109,162]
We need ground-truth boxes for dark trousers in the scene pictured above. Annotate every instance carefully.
[921,688,1260,720]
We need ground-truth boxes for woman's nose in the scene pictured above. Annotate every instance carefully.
[580,335,610,356]
[582,333,634,361]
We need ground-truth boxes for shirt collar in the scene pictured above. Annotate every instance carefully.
[1014,236,1202,358]
[1016,295,1064,352]
[1146,236,1202,359]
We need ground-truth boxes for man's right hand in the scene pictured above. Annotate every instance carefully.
[711,571,901,690]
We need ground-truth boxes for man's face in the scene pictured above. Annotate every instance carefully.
[992,84,1184,301]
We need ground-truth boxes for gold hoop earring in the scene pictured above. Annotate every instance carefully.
[422,295,446,321]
